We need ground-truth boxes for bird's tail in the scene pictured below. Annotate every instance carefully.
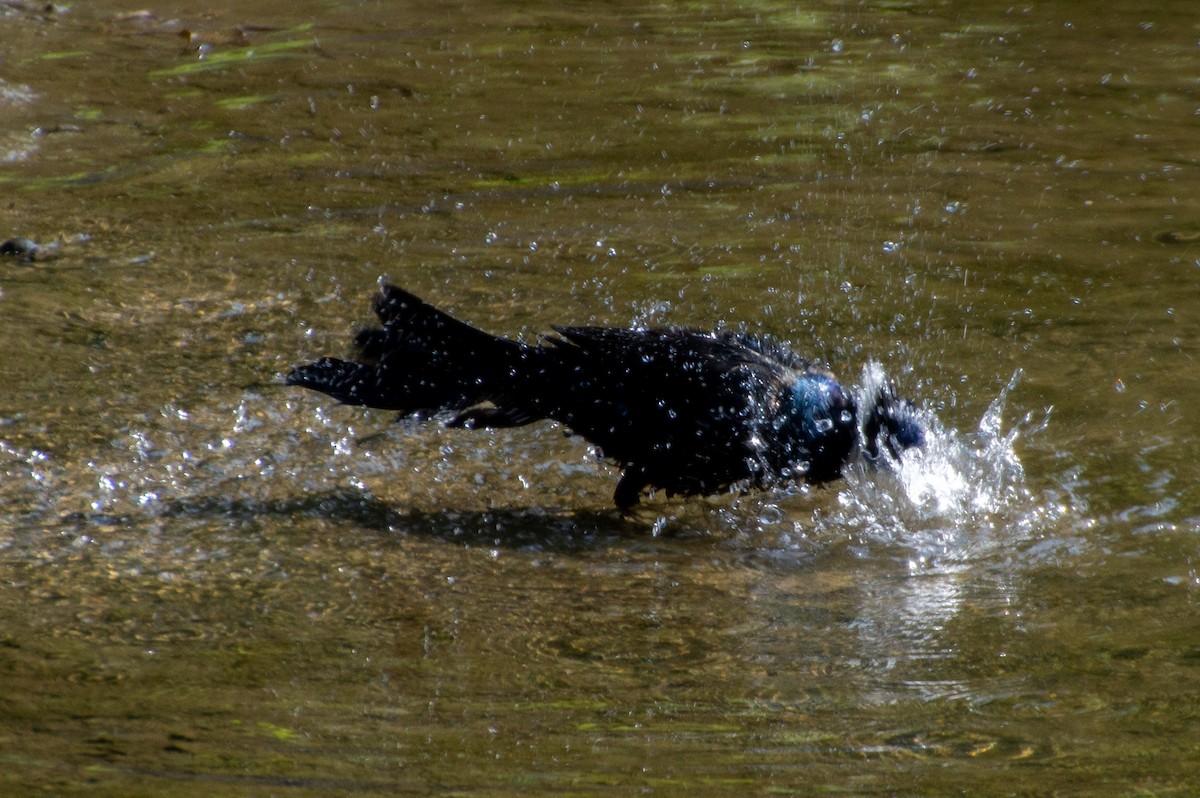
[286,285,529,420]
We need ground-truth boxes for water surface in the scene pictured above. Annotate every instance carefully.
[2,0,1198,794]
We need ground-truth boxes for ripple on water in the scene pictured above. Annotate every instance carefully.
[0,81,37,106]
[682,361,1096,675]
[687,363,1087,566]
[816,364,1087,565]
[1,358,1090,577]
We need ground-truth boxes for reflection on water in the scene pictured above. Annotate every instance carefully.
[0,349,1078,727]
[2,0,1200,794]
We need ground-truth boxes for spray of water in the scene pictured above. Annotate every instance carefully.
[0,357,1087,572]
[821,362,1074,568]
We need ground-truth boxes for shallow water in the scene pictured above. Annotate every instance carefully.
[2,0,1199,794]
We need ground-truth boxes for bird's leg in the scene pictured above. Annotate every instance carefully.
[613,467,649,511]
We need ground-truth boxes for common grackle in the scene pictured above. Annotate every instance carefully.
[287,285,924,509]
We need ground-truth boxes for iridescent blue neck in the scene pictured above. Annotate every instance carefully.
[771,373,858,481]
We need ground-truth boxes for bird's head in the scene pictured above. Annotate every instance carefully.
[863,382,925,462]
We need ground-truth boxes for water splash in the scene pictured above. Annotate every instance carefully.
[709,360,1084,574]
[830,363,1063,566]
[0,394,392,541]
[1,360,1086,571]
[708,363,1089,676]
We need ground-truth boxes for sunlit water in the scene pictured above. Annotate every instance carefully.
[837,366,1068,558]
[1,360,1060,551]
[2,0,1200,794]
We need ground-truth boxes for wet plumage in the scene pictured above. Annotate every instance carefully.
[287,285,923,508]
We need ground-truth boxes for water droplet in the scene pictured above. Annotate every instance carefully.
[757,504,784,526]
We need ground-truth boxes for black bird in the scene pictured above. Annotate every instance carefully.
[286,285,924,509]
